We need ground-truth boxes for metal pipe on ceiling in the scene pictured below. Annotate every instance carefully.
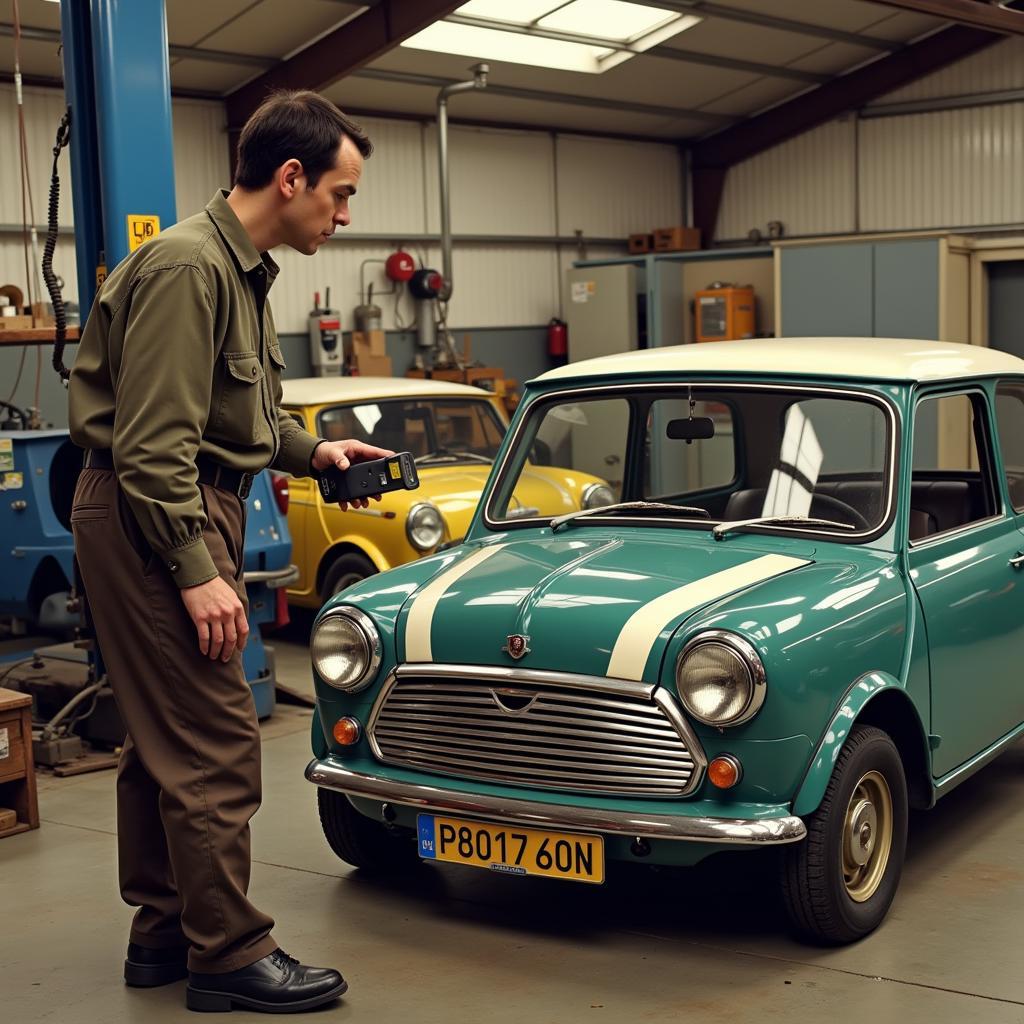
[436,62,488,302]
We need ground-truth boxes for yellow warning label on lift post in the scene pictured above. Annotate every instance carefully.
[127,215,161,253]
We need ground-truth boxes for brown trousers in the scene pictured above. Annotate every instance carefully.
[71,468,277,973]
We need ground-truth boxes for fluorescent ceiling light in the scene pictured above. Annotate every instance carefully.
[403,2,701,74]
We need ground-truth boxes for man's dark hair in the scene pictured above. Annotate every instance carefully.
[234,90,373,190]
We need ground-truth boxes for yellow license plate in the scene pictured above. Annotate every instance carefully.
[417,814,604,884]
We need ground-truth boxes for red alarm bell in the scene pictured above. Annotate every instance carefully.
[385,250,415,282]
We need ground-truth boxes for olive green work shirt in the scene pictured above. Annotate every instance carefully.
[69,191,322,588]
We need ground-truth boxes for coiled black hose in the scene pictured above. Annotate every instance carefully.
[44,109,72,384]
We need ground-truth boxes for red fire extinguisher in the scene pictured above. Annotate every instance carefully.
[547,317,568,363]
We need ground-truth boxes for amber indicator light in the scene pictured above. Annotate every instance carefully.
[708,755,741,789]
[333,718,361,746]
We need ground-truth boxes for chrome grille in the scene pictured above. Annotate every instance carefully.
[367,666,704,798]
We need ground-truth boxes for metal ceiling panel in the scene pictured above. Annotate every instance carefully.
[715,0,916,33]
[785,41,879,75]
[199,0,361,59]
[856,8,945,40]
[695,77,805,118]
[9,4,62,32]
[165,0,260,48]
[169,58,261,94]
[660,15,831,65]
[0,37,63,81]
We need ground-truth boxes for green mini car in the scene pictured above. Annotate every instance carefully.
[305,338,1024,944]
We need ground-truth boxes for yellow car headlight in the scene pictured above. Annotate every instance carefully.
[311,608,381,692]
[675,631,766,727]
[581,482,615,510]
[406,502,445,551]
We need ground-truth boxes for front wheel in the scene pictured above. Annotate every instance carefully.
[317,789,419,871]
[321,551,376,601]
[781,724,908,944]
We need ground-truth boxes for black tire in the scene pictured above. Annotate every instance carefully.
[321,551,376,601]
[317,788,419,871]
[781,724,908,944]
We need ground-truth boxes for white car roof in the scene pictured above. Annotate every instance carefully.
[281,376,493,406]
[537,338,1024,385]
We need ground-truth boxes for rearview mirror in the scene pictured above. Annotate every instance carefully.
[666,417,715,441]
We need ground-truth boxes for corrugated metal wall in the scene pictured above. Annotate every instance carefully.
[716,119,857,242]
[280,120,681,333]
[859,104,1024,230]
[714,37,1024,242]
[1,91,681,333]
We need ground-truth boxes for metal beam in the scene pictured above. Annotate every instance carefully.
[224,0,464,130]
[689,23,1000,241]
[444,13,827,83]
[650,1,904,51]
[869,0,1024,34]
[352,67,734,125]
[862,85,1024,117]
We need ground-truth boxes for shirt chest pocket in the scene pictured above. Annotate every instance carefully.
[214,350,265,442]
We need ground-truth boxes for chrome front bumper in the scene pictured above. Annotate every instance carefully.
[305,758,807,846]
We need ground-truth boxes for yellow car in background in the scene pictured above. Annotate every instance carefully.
[280,377,614,605]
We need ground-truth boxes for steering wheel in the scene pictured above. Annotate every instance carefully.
[809,493,871,531]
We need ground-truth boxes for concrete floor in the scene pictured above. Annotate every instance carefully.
[3,634,1024,1023]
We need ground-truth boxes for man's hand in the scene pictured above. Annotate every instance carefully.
[181,576,249,662]
[311,438,395,510]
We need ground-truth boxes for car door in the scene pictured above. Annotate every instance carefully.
[907,387,1024,778]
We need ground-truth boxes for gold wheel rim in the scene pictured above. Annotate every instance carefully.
[842,770,893,903]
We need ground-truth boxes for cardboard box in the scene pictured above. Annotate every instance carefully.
[351,329,386,357]
[628,233,653,254]
[354,354,393,377]
[653,226,701,252]
[0,315,33,331]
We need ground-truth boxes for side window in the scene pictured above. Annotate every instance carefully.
[995,381,1024,512]
[909,393,997,541]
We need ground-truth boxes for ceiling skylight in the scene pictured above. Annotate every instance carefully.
[401,1,702,75]
[539,1,680,42]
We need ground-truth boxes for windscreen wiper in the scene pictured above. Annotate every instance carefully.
[550,501,710,532]
[414,449,493,465]
[712,515,856,541]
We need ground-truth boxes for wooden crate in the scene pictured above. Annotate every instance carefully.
[0,688,40,839]
[653,226,701,252]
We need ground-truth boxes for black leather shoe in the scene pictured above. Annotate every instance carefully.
[185,949,347,1013]
[124,942,189,987]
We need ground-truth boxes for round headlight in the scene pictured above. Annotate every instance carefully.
[406,502,445,551]
[675,632,765,727]
[311,609,381,692]
[581,482,615,510]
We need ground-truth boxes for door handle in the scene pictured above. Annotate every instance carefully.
[1009,553,1024,570]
